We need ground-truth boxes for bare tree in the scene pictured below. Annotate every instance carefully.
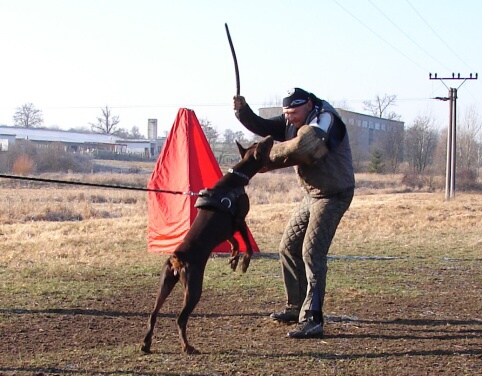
[404,115,439,174]
[199,118,219,150]
[215,129,249,164]
[217,129,235,163]
[90,106,120,134]
[114,125,145,139]
[130,125,144,139]
[363,94,401,120]
[13,103,44,128]
[223,129,247,145]
[458,106,481,173]
[380,125,404,173]
[223,129,236,145]
[432,129,448,175]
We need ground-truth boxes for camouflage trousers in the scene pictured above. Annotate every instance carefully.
[279,189,353,323]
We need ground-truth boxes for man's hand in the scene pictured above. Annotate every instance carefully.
[233,96,247,111]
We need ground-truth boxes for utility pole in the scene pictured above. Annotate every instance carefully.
[429,72,478,200]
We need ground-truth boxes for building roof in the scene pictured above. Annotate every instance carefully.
[336,108,405,125]
[0,126,126,144]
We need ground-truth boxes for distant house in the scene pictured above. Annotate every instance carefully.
[0,125,165,158]
[0,133,15,152]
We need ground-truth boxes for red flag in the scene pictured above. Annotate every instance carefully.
[147,108,259,254]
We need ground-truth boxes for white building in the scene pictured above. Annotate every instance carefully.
[0,124,165,158]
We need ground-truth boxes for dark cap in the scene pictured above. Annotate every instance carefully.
[282,88,311,108]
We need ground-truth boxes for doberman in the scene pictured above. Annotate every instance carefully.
[141,135,274,355]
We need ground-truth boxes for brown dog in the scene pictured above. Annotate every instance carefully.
[141,135,274,354]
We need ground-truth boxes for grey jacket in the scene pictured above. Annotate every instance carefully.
[236,99,355,198]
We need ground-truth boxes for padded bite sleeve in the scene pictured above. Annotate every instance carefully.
[263,125,329,171]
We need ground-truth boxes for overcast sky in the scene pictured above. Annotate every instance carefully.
[1,0,480,138]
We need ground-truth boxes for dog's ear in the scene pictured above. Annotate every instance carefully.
[236,140,247,158]
[254,136,274,161]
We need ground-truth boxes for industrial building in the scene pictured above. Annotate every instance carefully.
[0,118,165,159]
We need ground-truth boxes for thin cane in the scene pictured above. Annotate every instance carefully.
[225,23,240,96]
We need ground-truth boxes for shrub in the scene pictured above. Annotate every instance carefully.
[25,207,83,222]
[456,169,481,191]
[3,141,93,174]
[12,154,36,175]
[368,149,385,173]
[35,147,93,173]
[401,173,426,190]
[4,142,38,172]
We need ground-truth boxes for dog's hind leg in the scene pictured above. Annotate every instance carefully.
[228,236,240,271]
[141,258,179,353]
[238,221,253,273]
[177,265,204,354]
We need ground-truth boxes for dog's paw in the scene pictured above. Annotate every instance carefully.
[184,345,200,355]
[240,256,251,273]
[140,344,152,354]
[228,256,240,271]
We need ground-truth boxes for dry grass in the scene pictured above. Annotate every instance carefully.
[1,169,481,375]
[1,170,481,267]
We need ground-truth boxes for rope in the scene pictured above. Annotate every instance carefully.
[0,173,201,196]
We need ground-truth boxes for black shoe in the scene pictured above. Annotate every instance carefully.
[287,320,324,339]
[270,308,299,323]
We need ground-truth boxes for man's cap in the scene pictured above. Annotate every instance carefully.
[282,88,311,109]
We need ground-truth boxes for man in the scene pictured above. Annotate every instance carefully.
[233,88,355,338]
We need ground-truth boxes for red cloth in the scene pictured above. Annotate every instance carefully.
[147,108,259,254]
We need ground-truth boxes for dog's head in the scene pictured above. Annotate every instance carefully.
[236,136,274,164]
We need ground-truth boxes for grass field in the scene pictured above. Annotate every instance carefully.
[0,171,481,375]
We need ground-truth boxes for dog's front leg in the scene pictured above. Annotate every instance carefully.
[228,236,240,271]
[238,221,253,273]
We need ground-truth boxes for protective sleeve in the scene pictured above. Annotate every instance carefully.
[263,125,329,171]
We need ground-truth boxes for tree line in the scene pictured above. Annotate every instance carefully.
[9,103,144,139]
[7,99,482,186]
[361,95,481,176]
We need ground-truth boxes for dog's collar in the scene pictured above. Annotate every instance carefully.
[195,186,245,213]
[227,168,250,182]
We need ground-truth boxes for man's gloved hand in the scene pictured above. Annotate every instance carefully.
[233,96,247,111]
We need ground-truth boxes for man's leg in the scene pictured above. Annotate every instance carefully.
[288,191,353,338]
[270,196,310,322]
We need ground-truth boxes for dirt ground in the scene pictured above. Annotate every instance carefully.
[1,259,481,376]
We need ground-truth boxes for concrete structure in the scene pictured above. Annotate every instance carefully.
[148,119,158,140]
[336,108,404,149]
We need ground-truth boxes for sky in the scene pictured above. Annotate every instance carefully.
[1,0,481,138]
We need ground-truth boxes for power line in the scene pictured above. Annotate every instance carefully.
[1,97,438,113]
[406,0,476,73]
[0,103,233,111]
[331,0,429,72]
[367,0,452,72]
